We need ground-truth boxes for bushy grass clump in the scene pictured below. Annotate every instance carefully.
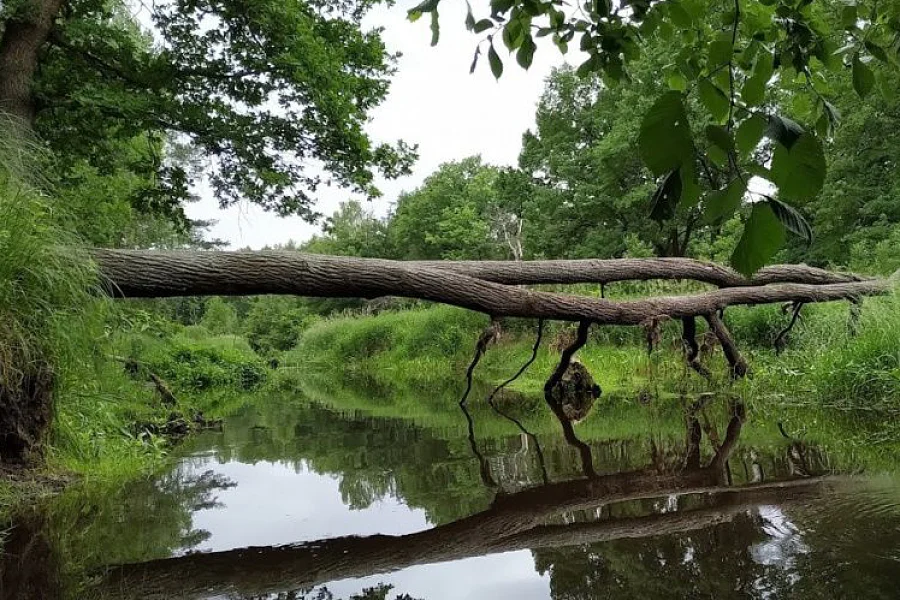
[799,295,900,408]
[283,304,488,385]
[115,331,268,393]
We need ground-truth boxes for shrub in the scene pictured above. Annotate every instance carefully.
[134,335,268,392]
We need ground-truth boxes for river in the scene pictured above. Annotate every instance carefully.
[2,383,899,599]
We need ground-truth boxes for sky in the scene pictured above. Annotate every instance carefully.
[182,1,570,249]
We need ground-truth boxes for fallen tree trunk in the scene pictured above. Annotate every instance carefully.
[94,250,892,324]
[96,249,865,291]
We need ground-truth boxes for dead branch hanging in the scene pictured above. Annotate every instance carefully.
[485,319,549,485]
[774,301,804,355]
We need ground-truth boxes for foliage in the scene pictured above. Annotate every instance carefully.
[389,156,514,260]
[302,201,393,258]
[20,0,416,219]
[413,0,900,273]
[782,66,900,270]
[243,296,320,356]
[118,332,268,393]
[199,297,239,336]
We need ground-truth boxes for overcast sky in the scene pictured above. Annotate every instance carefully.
[182,1,570,249]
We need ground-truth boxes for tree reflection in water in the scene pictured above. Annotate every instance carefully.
[6,391,900,600]
[95,397,872,600]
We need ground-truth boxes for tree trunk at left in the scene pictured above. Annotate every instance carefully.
[0,0,65,124]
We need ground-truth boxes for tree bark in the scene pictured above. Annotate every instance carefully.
[0,0,66,124]
[94,250,892,324]
[95,250,866,289]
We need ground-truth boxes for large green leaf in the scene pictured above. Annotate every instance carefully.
[852,54,875,98]
[770,133,826,200]
[767,198,813,243]
[765,114,804,149]
[650,168,682,222]
[488,43,503,79]
[735,114,767,157]
[703,178,746,224]
[698,80,729,123]
[516,35,536,69]
[731,202,786,277]
[638,92,693,176]
[740,50,774,106]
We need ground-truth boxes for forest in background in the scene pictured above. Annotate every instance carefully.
[1,0,900,498]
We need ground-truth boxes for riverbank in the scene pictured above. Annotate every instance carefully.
[278,298,900,451]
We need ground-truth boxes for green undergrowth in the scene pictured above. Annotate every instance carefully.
[281,295,900,448]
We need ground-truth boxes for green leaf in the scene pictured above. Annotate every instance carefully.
[667,71,688,91]
[707,144,729,168]
[502,18,524,50]
[740,50,774,106]
[841,4,858,29]
[765,114,804,149]
[465,1,475,30]
[473,19,494,33]
[708,39,733,69]
[770,133,826,200]
[741,75,766,106]
[681,163,701,207]
[408,0,440,21]
[488,43,503,79]
[865,40,888,63]
[576,54,600,76]
[698,80,730,123]
[490,0,514,15]
[852,54,875,97]
[705,124,734,154]
[746,162,773,181]
[669,3,693,28]
[767,198,812,244]
[735,113,767,156]
[704,178,746,224]
[516,35,536,69]
[731,202,786,277]
[638,91,694,176]
[650,169,682,222]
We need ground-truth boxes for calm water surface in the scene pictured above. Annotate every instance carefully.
[3,387,900,599]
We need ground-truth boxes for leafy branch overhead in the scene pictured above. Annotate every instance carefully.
[410,0,900,275]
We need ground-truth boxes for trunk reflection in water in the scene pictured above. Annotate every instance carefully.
[3,389,900,600]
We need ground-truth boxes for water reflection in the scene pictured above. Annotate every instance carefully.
[2,388,900,600]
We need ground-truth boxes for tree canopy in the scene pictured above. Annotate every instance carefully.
[0,0,415,224]
[412,0,900,273]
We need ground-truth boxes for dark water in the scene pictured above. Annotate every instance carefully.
[3,388,900,600]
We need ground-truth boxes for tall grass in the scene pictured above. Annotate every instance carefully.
[0,123,179,479]
[284,289,900,418]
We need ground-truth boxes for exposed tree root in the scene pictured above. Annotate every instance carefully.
[704,313,749,378]
[680,317,712,379]
[543,321,597,478]
[774,301,804,355]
